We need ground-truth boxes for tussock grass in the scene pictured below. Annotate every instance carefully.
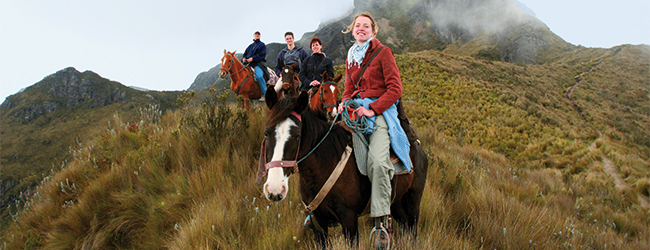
[3,46,650,249]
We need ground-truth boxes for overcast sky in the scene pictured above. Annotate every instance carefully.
[1,0,648,102]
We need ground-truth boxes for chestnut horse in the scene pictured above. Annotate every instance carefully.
[219,50,262,110]
[307,72,342,122]
[274,62,300,99]
[260,90,428,248]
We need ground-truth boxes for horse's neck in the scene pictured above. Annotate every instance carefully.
[299,113,346,165]
[230,61,249,81]
[308,89,322,109]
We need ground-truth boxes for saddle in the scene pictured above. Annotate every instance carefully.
[337,121,413,177]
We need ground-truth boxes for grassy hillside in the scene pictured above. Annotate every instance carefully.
[0,69,182,224]
[1,46,648,249]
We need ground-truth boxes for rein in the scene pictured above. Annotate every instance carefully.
[341,98,374,146]
[296,111,339,164]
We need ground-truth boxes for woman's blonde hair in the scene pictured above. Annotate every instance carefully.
[342,12,379,36]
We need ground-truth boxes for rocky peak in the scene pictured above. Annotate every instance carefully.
[2,67,132,122]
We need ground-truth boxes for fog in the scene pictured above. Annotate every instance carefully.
[428,0,533,39]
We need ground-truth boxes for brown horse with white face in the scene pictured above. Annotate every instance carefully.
[219,50,262,110]
[260,89,429,248]
[274,62,300,99]
[308,72,342,122]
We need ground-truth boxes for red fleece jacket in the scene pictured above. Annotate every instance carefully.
[342,39,402,115]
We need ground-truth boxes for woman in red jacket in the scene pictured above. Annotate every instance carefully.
[338,12,410,249]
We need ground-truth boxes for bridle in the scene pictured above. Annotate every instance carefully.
[263,111,302,174]
[259,109,343,234]
[220,54,253,94]
[260,108,340,177]
[319,81,339,109]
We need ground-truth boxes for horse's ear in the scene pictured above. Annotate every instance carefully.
[291,63,299,73]
[279,60,285,70]
[295,91,309,113]
[265,89,278,110]
[334,74,343,83]
[224,49,227,55]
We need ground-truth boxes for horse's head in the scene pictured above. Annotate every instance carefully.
[262,90,309,201]
[219,50,237,79]
[309,72,342,121]
[276,62,300,98]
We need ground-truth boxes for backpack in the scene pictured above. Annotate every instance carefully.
[283,47,303,66]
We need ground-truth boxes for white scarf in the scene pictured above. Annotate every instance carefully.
[347,37,374,68]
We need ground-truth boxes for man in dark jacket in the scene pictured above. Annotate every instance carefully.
[243,31,268,99]
[275,31,309,76]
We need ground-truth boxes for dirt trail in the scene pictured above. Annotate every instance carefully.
[564,59,604,121]
[566,56,649,208]
[590,137,650,208]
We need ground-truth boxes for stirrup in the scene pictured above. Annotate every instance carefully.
[303,215,314,230]
[369,223,391,250]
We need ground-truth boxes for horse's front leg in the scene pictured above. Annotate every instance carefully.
[340,212,360,248]
[313,230,328,250]
[244,97,250,111]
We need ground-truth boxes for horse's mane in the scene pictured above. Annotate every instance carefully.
[266,97,299,129]
[225,53,243,68]
[267,95,350,165]
[300,110,350,165]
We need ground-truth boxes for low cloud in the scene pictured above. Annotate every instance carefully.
[428,0,532,38]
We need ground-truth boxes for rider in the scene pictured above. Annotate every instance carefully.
[275,31,309,77]
[298,37,334,92]
[243,31,268,101]
[338,12,411,249]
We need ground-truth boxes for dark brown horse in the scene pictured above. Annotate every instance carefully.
[307,72,342,122]
[260,90,428,248]
[219,50,262,110]
[273,62,300,99]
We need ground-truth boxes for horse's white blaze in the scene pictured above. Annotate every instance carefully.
[328,86,338,117]
[263,118,296,200]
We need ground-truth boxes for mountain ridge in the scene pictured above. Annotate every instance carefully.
[189,0,572,92]
[1,67,182,223]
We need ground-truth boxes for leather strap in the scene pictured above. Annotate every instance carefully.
[305,146,353,211]
[354,45,385,90]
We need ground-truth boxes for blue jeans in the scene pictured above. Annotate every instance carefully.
[254,66,266,94]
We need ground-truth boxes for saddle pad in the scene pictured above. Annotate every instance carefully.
[353,133,411,177]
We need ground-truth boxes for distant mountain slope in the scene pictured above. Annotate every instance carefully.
[192,0,574,92]
[0,67,182,223]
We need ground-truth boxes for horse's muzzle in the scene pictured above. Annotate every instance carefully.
[264,183,287,202]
